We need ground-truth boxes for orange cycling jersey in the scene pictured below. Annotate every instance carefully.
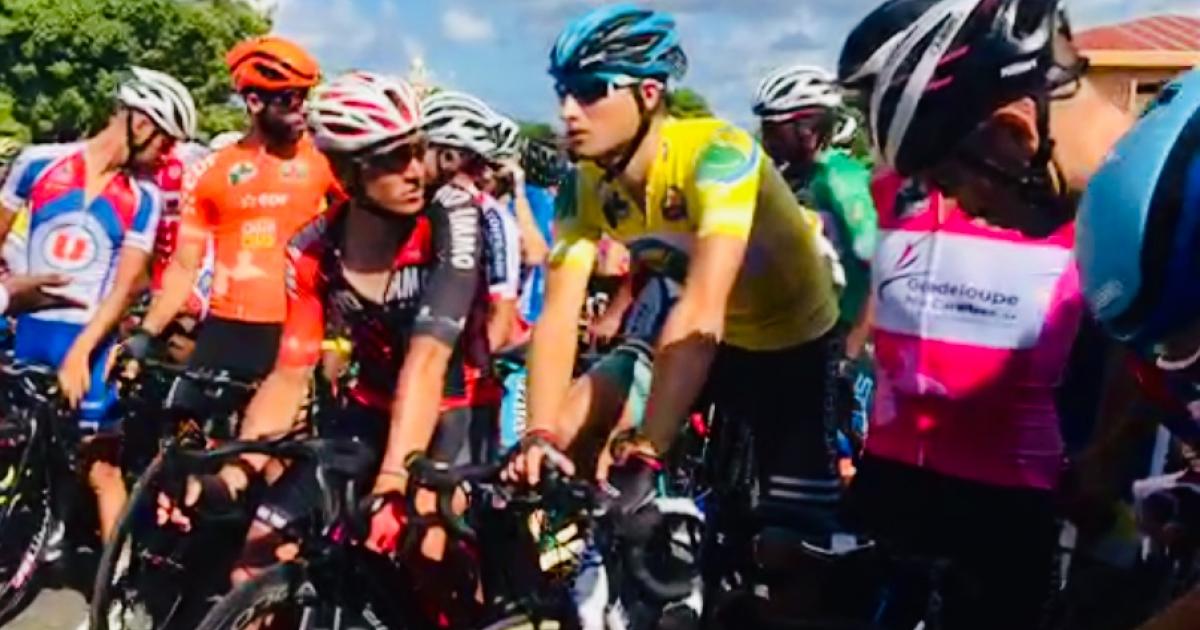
[178,136,341,323]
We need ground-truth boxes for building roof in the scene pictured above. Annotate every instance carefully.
[1077,14,1200,68]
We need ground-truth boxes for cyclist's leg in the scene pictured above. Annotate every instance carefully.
[711,328,843,535]
[562,346,644,478]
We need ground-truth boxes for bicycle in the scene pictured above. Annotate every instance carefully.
[0,359,86,624]
[90,358,259,630]
[193,441,696,630]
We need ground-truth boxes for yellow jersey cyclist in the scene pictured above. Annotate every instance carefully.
[510,4,844,548]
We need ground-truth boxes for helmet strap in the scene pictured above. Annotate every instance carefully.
[601,86,653,184]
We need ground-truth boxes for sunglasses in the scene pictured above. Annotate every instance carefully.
[358,138,428,172]
[555,75,637,106]
[259,88,310,111]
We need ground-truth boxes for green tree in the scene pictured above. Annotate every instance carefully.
[0,0,269,141]
[518,120,556,143]
[666,87,712,119]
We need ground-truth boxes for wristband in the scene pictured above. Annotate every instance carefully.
[524,428,563,450]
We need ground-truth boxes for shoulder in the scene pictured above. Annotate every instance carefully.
[679,119,761,186]
[10,142,79,178]
[182,148,229,193]
[288,205,337,258]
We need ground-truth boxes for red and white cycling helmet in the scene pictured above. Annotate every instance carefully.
[308,71,423,155]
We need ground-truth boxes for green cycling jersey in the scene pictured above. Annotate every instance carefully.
[792,148,878,326]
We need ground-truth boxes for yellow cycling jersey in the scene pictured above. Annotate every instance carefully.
[551,117,838,351]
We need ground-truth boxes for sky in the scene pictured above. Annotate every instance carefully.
[269,0,1200,128]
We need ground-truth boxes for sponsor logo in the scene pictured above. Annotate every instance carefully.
[447,207,478,270]
[384,266,426,302]
[240,217,277,249]
[877,241,1020,323]
[228,161,257,185]
[1000,57,1038,79]
[279,160,310,181]
[239,192,290,209]
[661,186,687,221]
[41,224,99,272]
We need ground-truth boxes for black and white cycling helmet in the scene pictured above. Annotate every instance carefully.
[421,90,499,158]
[117,66,197,140]
[838,0,943,90]
[489,114,523,164]
[867,0,1079,176]
[752,64,843,120]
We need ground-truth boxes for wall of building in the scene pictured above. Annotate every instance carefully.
[1085,64,1194,113]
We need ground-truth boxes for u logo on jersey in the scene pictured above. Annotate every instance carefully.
[40,223,100,272]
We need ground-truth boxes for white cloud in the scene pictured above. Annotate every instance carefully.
[442,6,496,43]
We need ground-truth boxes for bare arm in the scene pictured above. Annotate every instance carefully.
[235,366,313,471]
[139,239,204,334]
[375,336,454,485]
[68,247,150,355]
[640,235,746,454]
[511,185,549,266]
[488,298,519,351]
[527,262,592,438]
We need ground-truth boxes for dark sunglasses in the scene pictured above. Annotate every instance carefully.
[258,88,310,110]
[555,75,630,106]
[358,139,428,172]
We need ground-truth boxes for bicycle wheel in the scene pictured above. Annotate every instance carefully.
[193,562,306,630]
[0,433,53,623]
[90,456,167,630]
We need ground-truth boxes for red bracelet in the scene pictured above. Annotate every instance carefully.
[524,428,563,449]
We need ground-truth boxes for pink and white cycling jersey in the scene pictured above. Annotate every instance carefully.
[868,172,1083,490]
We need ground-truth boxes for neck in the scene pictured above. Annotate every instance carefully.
[85,123,130,173]
[245,123,300,160]
[343,201,410,269]
[1050,80,1135,194]
[614,114,665,197]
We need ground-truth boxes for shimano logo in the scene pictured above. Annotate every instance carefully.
[447,207,478,270]
[1000,58,1038,78]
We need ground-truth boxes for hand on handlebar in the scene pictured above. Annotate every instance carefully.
[501,428,575,487]
[156,463,251,532]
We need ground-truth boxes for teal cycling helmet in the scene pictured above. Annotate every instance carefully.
[549,4,687,82]
[1077,69,1200,350]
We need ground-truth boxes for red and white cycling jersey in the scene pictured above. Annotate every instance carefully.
[868,171,1084,490]
[151,142,214,317]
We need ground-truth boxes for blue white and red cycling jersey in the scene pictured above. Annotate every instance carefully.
[481,192,521,302]
[1,143,162,428]
[1,143,161,324]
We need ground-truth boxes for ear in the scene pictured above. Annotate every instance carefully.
[989,97,1040,156]
[640,80,666,110]
[244,92,265,115]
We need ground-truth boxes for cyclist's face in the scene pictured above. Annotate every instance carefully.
[761,113,824,169]
[359,138,427,215]
[557,77,658,159]
[920,102,1051,233]
[247,88,309,143]
[127,111,177,172]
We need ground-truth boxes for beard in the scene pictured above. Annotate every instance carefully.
[257,110,304,145]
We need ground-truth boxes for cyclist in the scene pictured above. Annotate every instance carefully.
[129,36,336,416]
[0,66,196,542]
[842,0,1135,626]
[480,113,525,350]
[512,3,842,570]
[170,74,493,597]
[1075,71,1200,527]
[148,141,215,320]
[752,63,877,352]
[514,139,563,325]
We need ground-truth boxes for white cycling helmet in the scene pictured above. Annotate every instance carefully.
[831,114,859,147]
[308,71,423,155]
[118,66,197,141]
[752,64,843,120]
[489,114,523,163]
[422,90,499,158]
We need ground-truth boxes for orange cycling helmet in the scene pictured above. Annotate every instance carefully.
[226,35,320,92]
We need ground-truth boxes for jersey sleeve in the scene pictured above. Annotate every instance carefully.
[123,183,162,252]
[277,217,328,370]
[414,194,485,346]
[823,155,879,263]
[483,206,521,300]
[177,155,219,248]
[548,171,600,272]
[691,125,763,240]
[1,148,44,210]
